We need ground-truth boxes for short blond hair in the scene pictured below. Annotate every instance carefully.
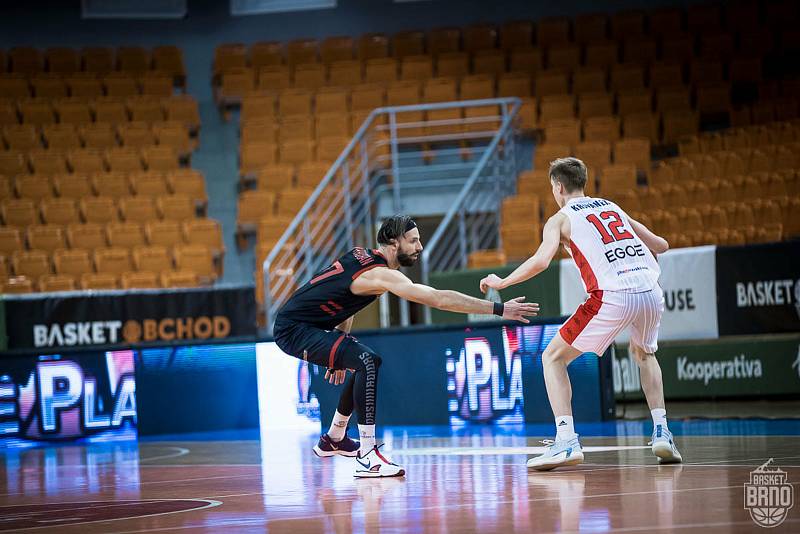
[549,157,587,192]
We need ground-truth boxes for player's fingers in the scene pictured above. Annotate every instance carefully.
[511,296,526,302]
[324,369,331,380]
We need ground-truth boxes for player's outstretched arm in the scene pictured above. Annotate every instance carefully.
[365,268,539,322]
[629,218,669,254]
[480,214,563,293]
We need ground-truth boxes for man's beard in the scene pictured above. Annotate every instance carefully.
[397,252,418,267]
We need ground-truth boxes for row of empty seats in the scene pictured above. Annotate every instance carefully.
[0,46,185,85]
[214,3,797,75]
[219,53,782,101]
[1,122,195,157]
[0,146,185,175]
[1,243,217,279]
[0,218,221,253]
[678,119,800,153]
[0,73,180,100]
[239,137,348,178]
[2,270,201,293]
[236,77,750,119]
[0,169,207,206]
[1,195,205,227]
[0,96,200,130]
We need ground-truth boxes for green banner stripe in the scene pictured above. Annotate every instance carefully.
[429,263,561,324]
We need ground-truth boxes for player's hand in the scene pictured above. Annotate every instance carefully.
[502,296,540,323]
[325,368,347,385]
[480,274,504,294]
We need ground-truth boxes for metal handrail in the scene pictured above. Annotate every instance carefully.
[420,98,521,281]
[262,97,522,333]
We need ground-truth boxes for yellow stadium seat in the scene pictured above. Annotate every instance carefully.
[437,52,469,78]
[132,245,172,272]
[81,272,119,290]
[106,222,146,248]
[393,31,425,58]
[80,196,118,223]
[145,220,183,247]
[129,171,168,197]
[174,244,216,283]
[238,190,276,230]
[0,227,24,255]
[358,33,389,60]
[15,175,53,201]
[183,218,225,259]
[43,124,80,150]
[39,273,76,292]
[160,270,198,288]
[142,146,179,171]
[53,248,92,276]
[500,21,533,51]
[2,198,38,226]
[121,270,160,289]
[168,169,207,210]
[2,276,34,293]
[12,249,51,279]
[27,225,65,253]
[157,194,194,222]
[583,116,620,143]
[467,249,507,269]
[94,247,132,276]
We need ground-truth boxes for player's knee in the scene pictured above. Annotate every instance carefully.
[630,345,653,364]
[543,347,567,365]
[356,350,381,371]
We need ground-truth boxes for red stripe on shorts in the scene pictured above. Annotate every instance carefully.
[329,333,346,368]
[560,290,604,345]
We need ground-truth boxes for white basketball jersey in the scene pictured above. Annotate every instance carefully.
[560,196,660,293]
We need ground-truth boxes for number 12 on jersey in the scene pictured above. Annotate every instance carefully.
[586,211,634,244]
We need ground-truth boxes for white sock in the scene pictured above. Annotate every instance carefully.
[357,424,376,456]
[328,410,350,441]
[555,415,577,441]
[651,408,668,429]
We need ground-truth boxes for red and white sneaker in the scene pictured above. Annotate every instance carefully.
[354,445,405,478]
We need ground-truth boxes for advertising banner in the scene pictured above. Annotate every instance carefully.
[428,264,560,324]
[716,241,800,336]
[0,350,137,446]
[560,245,719,342]
[293,318,613,429]
[2,286,257,351]
[614,334,800,399]
[135,342,258,436]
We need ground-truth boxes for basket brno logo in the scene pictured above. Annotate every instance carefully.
[744,458,794,528]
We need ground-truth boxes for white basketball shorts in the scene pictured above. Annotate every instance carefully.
[559,285,664,356]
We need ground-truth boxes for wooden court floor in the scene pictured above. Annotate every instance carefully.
[1,425,799,533]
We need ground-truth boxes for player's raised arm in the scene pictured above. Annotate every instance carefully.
[480,213,564,293]
[358,267,539,323]
[629,217,669,254]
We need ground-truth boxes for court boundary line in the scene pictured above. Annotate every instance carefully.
[0,498,222,532]
[94,482,800,534]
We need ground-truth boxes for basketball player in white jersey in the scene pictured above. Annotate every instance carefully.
[480,157,682,470]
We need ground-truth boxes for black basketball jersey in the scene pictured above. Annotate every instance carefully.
[276,247,389,329]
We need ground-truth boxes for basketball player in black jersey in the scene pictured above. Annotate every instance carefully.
[273,215,539,478]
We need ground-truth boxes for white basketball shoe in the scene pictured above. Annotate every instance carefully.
[650,425,683,464]
[354,445,406,478]
[526,436,584,471]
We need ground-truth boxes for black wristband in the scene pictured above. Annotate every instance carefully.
[493,302,504,316]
